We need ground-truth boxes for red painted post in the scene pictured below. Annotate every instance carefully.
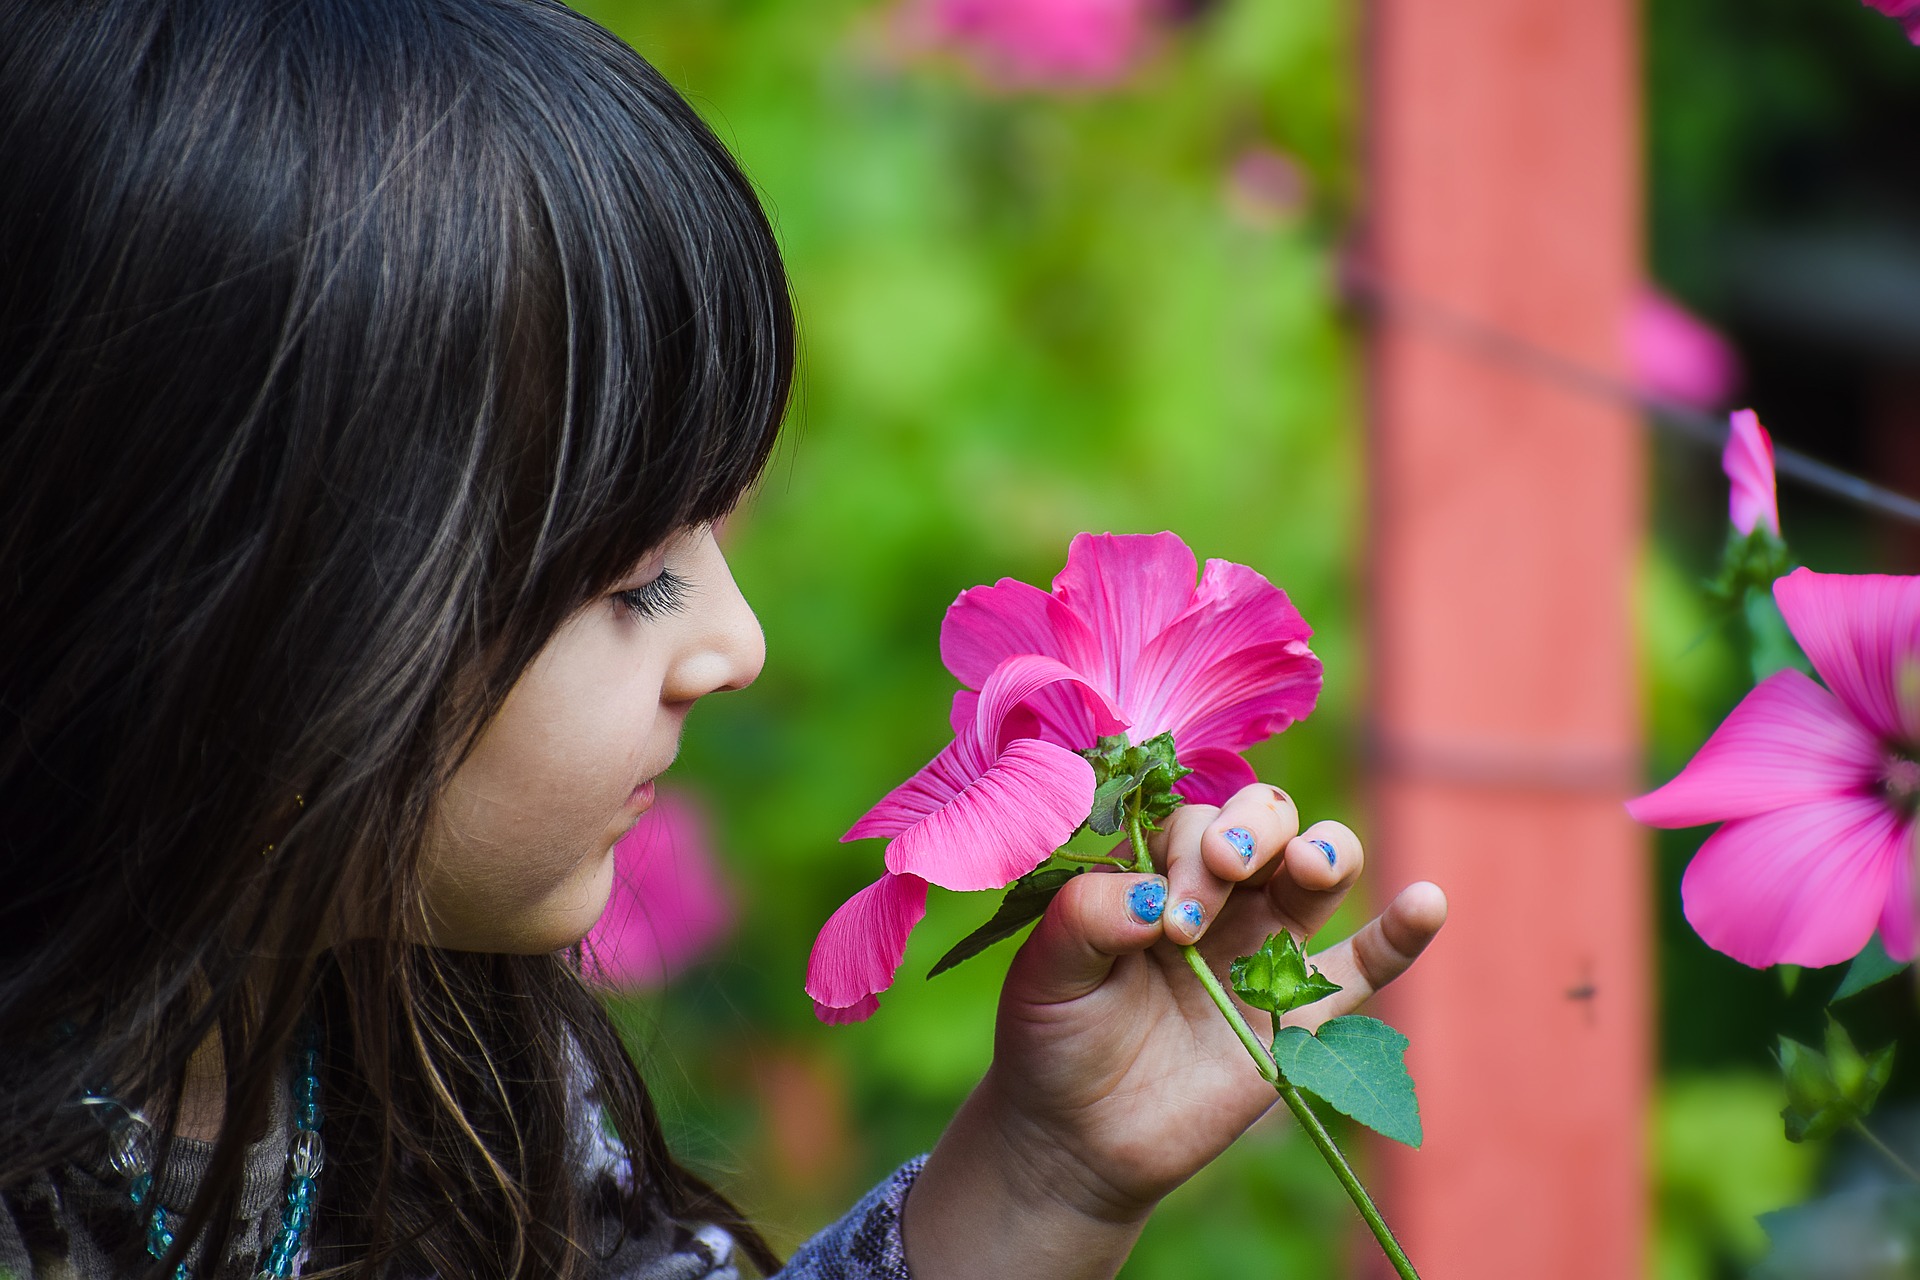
[1363,2,1648,1277]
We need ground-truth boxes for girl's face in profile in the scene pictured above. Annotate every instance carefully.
[417,525,763,954]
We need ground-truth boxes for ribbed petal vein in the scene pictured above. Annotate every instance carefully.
[1775,569,1920,745]
[1627,669,1884,828]
[1681,795,1907,968]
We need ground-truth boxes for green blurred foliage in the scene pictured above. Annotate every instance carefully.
[1654,1074,1818,1280]
[568,0,1363,1269]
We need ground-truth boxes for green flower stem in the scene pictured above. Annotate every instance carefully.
[1054,849,1134,869]
[1126,792,1153,874]
[1177,945,1420,1280]
[1853,1120,1920,1186]
[1179,943,1277,1086]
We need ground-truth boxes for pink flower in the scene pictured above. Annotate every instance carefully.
[807,533,1320,1024]
[940,532,1323,804]
[584,789,735,988]
[901,0,1166,89]
[1864,1,1920,43]
[805,654,1126,1021]
[1628,288,1741,411]
[1724,408,1780,538]
[1628,568,1920,968]
[1224,145,1309,229]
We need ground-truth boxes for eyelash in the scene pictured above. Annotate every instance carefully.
[615,568,691,621]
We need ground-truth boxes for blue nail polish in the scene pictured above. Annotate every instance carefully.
[1222,827,1256,862]
[1310,838,1338,868]
[1174,899,1204,932]
[1127,879,1166,925]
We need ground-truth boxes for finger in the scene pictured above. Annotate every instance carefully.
[1202,784,1301,885]
[1261,819,1365,942]
[1144,802,1217,870]
[1161,787,1298,946]
[1282,881,1448,1030]
[1008,871,1169,1004]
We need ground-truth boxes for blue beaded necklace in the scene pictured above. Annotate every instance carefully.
[82,1025,324,1280]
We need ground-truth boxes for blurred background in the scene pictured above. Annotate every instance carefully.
[561,0,1920,1275]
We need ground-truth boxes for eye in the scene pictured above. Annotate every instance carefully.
[614,567,691,621]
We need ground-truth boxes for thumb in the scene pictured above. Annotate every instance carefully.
[1006,871,1167,1004]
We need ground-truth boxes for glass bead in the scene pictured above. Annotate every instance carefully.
[289,1129,325,1178]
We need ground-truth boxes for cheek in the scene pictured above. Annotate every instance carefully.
[419,630,669,952]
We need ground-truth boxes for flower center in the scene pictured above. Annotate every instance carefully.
[1883,754,1920,817]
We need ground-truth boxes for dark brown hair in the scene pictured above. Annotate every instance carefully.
[0,0,793,1274]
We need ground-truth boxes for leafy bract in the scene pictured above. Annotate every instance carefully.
[1082,732,1191,836]
[1272,1016,1422,1148]
[1229,931,1341,1017]
[927,865,1081,978]
[1776,1016,1894,1143]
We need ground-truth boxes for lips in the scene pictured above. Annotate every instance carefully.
[626,779,656,813]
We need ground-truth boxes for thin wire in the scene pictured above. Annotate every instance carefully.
[1349,269,1920,528]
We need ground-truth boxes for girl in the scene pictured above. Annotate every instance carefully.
[0,1,1447,1277]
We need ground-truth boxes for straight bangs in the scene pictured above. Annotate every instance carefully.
[474,0,796,653]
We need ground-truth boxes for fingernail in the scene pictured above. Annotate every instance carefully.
[1222,827,1256,863]
[1309,838,1338,868]
[1127,879,1166,925]
[1174,899,1205,933]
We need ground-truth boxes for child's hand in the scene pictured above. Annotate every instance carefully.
[902,783,1446,1280]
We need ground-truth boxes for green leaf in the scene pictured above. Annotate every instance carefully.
[1272,1016,1422,1147]
[1087,771,1146,836]
[1229,931,1342,1017]
[1777,964,1800,998]
[1774,1018,1895,1143]
[1080,731,1195,837]
[927,866,1082,978]
[1833,935,1908,1002]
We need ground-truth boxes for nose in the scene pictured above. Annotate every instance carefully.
[661,530,765,704]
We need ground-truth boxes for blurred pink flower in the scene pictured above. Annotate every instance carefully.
[1628,568,1920,968]
[940,532,1323,804]
[584,789,734,989]
[1629,288,1741,411]
[902,0,1166,89]
[1864,0,1920,42]
[1724,408,1780,538]
[1224,145,1309,228]
[806,654,1125,1022]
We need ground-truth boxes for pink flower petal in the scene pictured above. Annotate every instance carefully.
[1863,0,1920,43]
[1049,532,1202,701]
[1723,409,1779,537]
[1774,569,1920,744]
[1626,670,1884,828]
[883,738,1094,891]
[1125,560,1319,747]
[846,655,1120,854]
[970,651,1126,754]
[1878,825,1919,962]
[1629,289,1740,412]
[844,732,978,842]
[805,872,929,1020]
[814,995,880,1024]
[1682,795,1908,968]
[1174,745,1258,807]
[941,577,1075,687]
[585,791,735,989]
